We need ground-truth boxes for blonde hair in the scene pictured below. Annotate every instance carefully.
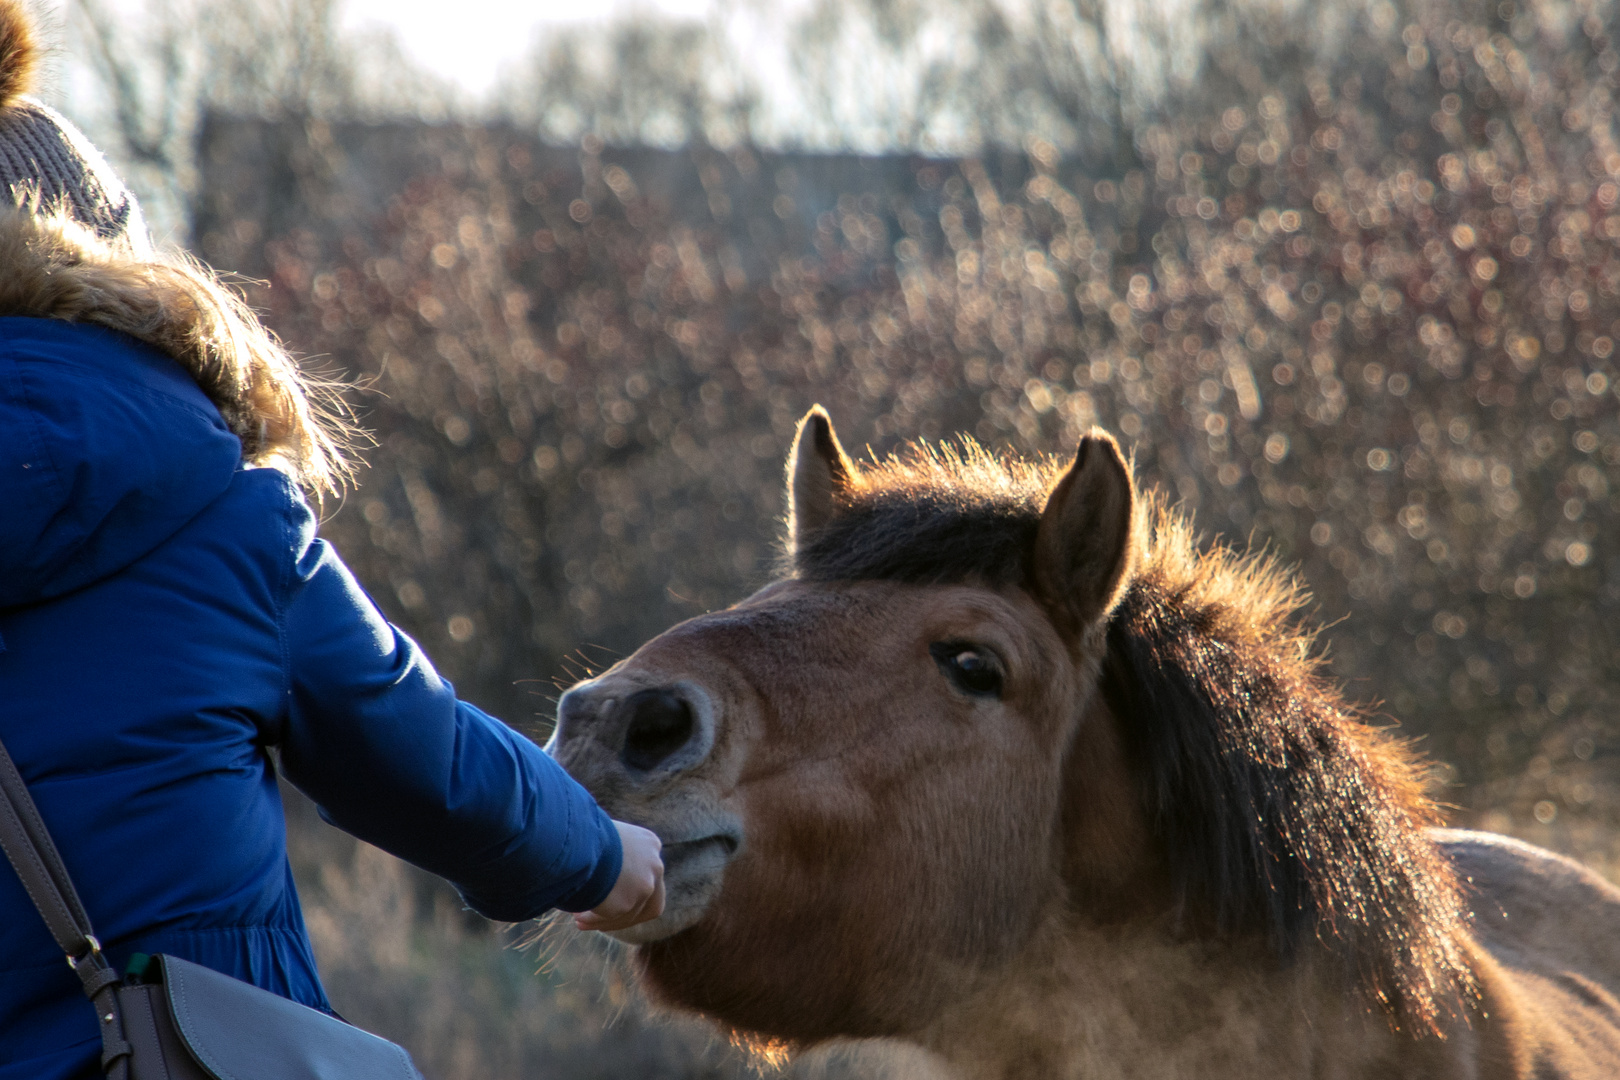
[0,208,351,493]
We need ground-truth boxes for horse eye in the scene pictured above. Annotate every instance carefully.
[929,643,1003,698]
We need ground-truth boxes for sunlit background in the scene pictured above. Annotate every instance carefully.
[340,0,722,97]
[31,0,1620,1075]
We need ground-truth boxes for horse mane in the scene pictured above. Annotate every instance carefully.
[788,437,1475,1035]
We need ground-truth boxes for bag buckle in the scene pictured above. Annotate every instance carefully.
[67,934,102,971]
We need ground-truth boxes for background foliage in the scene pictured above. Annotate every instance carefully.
[53,0,1620,1074]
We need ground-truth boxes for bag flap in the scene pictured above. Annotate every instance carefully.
[159,955,422,1080]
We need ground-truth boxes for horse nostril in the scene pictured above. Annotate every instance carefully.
[621,689,695,772]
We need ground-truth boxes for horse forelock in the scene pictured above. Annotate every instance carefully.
[783,438,1475,1034]
[787,439,1059,587]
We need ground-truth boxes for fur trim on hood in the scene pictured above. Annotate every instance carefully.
[0,0,39,109]
[0,209,350,492]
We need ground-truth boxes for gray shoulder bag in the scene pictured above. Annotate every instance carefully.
[0,737,423,1080]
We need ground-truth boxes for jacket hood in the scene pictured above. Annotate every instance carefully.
[0,317,240,607]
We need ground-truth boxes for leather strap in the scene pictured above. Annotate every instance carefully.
[0,737,99,961]
[0,736,137,1075]
[96,982,134,1078]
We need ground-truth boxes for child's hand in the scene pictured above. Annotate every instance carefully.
[574,820,665,932]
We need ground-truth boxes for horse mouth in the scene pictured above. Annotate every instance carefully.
[664,832,739,868]
[607,832,740,945]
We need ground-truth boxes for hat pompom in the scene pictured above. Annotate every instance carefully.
[0,0,40,109]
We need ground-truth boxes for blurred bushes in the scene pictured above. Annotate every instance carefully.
[182,0,1620,1071]
[222,15,1620,832]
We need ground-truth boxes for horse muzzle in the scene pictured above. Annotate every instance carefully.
[548,676,742,943]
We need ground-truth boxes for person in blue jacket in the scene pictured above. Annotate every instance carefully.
[0,6,664,1078]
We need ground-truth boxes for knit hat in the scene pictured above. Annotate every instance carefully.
[0,0,148,252]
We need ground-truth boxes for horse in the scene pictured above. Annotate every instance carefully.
[548,407,1620,1079]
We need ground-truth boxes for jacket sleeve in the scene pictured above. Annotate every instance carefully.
[272,496,621,921]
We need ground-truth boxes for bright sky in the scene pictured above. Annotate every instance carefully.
[340,0,720,99]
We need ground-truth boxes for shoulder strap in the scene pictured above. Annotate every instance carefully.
[0,736,118,986]
[0,737,137,1077]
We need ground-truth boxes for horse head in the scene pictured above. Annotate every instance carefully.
[548,407,1471,1057]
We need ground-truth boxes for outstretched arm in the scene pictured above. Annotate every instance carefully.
[272,501,625,920]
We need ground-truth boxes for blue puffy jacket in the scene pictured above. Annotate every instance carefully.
[0,318,622,1078]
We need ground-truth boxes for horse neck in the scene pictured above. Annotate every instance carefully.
[1055,690,1168,919]
[912,913,1449,1080]
[907,694,1463,1079]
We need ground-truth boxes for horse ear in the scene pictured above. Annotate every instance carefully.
[1033,430,1138,636]
[786,405,856,548]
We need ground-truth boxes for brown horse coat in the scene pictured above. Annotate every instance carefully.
[550,409,1620,1079]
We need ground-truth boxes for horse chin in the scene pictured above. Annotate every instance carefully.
[608,834,737,946]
